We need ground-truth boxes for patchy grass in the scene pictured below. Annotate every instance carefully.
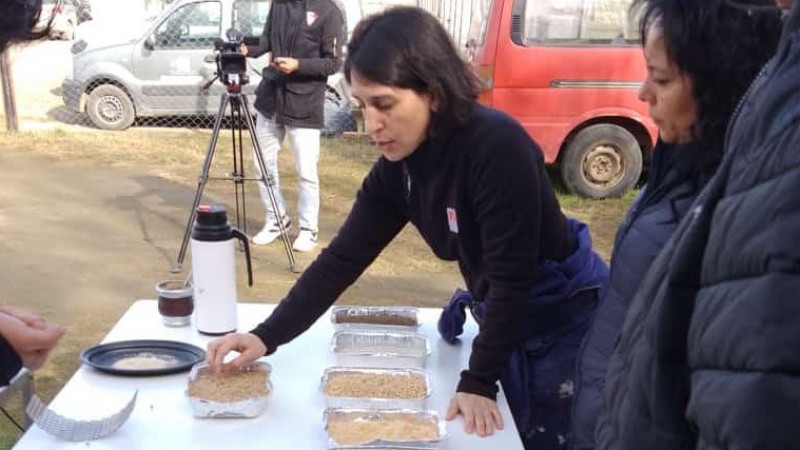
[2,128,632,264]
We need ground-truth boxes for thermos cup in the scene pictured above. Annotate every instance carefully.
[190,205,253,335]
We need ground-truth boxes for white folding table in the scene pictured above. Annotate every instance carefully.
[13,300,524,449]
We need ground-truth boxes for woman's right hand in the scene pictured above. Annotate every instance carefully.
[206,332,266,373]
[446,392,504,437]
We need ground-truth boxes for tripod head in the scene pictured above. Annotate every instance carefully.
[203,28,250,92]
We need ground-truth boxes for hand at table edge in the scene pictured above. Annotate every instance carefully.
[206,332,267,373]
[446,392,505,437]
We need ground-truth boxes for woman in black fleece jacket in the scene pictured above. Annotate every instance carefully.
[207,7,607,449]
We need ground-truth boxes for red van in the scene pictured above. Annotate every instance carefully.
[467,0,658,198]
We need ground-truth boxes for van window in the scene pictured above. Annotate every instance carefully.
[155,1,222,48]
[523,0,639,46]
[468,0,495,47]
[233,0,271,39]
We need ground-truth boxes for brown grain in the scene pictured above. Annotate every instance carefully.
[335,311,417,326]
[327,411,440,445]
[323,371,427,398]
[188,368,269,402]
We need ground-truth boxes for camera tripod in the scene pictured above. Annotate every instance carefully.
[172,83,297,273]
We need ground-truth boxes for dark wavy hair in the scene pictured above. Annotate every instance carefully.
[1,0,48,53]
[344,7,481,135]
[634,0,783,158]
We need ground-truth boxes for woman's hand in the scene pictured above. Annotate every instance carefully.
[446,392,505,437]
[272,57,299,74]
[206,332,267,373]
[0,306,47,329]
[0,312,65,370]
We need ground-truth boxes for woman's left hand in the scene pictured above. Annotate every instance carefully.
[445,392,505,437]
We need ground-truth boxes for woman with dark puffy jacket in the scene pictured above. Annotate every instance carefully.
[569,1,783,449]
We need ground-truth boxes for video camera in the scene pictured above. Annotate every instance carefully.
[212,28,249,86]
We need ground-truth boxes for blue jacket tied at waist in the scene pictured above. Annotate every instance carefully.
[438,218,608,343]
[438,218,608,448]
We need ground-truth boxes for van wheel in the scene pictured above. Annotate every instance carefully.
[560,124,642,198]
[86,84,135,131]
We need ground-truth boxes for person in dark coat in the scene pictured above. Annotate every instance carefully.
[0,0,67,386]
[244,0,345,252]
[595,0,800,449]
[206,8,607,450]
[568,1,784,449]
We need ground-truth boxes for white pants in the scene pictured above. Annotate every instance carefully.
[254,111,320,232]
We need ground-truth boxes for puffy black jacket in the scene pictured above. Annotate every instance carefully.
[596,10,800,450]
[570,141,718,450]
[247,0,344,128]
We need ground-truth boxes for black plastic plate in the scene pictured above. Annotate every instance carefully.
[81,340,205,376]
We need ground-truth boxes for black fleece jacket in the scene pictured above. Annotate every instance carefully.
[246,0,344,128]
[251,105,573,399]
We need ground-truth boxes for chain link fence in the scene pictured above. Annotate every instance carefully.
[1,0,474,133]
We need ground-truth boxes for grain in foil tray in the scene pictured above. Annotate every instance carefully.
[325,408,445,447]
[331,306,420,332]
[331,331,429,369]
[186,361,272,418]
[322,367,430,410]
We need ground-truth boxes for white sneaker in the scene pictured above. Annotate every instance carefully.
[292,229,318,252]
[252,216,291,246]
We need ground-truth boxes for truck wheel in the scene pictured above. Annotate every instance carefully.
[560,124,642,198]
[86,85,135,131]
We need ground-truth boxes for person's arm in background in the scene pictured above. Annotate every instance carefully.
[0,307,65,385]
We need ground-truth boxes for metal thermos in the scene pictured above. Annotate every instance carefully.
[190,205,253,335]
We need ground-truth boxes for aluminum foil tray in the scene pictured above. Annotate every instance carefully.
[186,361,272,418]
[324,408,445,448]
[331,331,429,369]
[321,367,430,410]
[331,306,420,332]
[26,392,137,442]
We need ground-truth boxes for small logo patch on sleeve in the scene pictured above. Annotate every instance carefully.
[447,207,459,234]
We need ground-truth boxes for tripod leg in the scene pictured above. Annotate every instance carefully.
[229,99,245,234]
[241,103,298,272]
[172,93,230,273]
[236,105,248,236]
